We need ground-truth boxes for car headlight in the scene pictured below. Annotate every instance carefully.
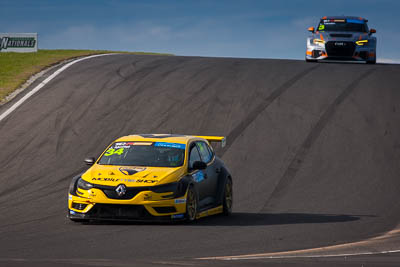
[313,39,325,46]
[77,178,94,190]
[356,40,368,46]
[151,180,187,198]
[69,175,82,195]
[151,182,179,194]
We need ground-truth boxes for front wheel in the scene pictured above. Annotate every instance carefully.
[68,217,89,223]
[223,178,233,216]
[185,186,198,221]
[67,210,89,223]
[305,57,317,63]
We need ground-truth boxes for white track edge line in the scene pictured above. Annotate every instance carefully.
[0,53,118,123]
[209,249,400,260]
[198,226,400,260]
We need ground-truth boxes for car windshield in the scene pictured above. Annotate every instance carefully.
[318,19,368,32]
[97,141,185,167]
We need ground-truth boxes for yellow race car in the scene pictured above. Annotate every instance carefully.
[67,134,232,222]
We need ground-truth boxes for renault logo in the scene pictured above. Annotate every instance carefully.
[115,184,127,197]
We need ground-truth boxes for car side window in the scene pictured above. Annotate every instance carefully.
[206,142,214,159]
[196,141,212,164]
[188,144,201,170]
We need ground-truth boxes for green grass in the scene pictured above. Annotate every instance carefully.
[0,49,172,102]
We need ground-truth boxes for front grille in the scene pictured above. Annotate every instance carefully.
[102,187,148,200]
[153,206,176,214]
[72,203,88,210]
[92,184,149,200]
[88,204,152,219]
[325,41,355,57]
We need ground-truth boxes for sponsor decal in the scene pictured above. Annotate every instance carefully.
[114,142,153,148]
[154,142,186,149]
[91,177,157,183]
[119,178,136,183]
[139,134,185,139]
[174,199,186,204]
[104,148,125,156]
[323,19,345,24]
[135,179,157,184]
[106,142,156,155]
[119,167,146,175]
[0,36,36,51]
[126,142,153,146]
[92,177,120,182]
[171,214,185,219]
[347,19,364,24]
[192,171,205,183]
[114,142,131,149]
[115,145,130,149]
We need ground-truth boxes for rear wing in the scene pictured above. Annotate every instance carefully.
[196,136,226,148]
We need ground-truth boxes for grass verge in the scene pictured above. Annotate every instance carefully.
[0,49,172,102]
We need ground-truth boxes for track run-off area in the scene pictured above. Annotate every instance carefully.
[1,54,400,266]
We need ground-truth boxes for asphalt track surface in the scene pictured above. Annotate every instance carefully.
[1,54,400,266]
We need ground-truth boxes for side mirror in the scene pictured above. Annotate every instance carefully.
[84,157,95,166]
[308,27,315,33]
[369,28,376,34]
[192,161,207,170]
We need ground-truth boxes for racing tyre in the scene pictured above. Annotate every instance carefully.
[69,217,89,223]
[185,186,198,221]
[222,178,233,216]
[305,57,317,63]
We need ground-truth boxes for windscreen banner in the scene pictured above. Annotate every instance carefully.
[0,33,38,52]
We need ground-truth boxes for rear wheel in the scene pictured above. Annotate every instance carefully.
[223,178,233,216]
[185,186,198,221]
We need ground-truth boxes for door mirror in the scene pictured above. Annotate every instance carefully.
[308,26,315,33]
[192,161,207,170]
[84,157,95,166]
[369,28,376,34]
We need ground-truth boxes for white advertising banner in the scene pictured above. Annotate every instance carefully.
[0,33,38,52]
